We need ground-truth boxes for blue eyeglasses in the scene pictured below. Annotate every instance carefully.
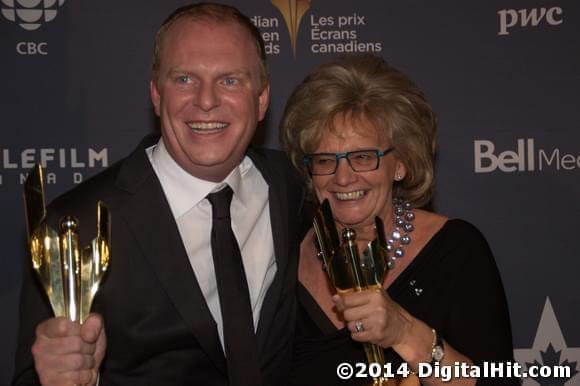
[303,148,394,176]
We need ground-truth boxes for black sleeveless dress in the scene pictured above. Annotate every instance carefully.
[288,220,516,386]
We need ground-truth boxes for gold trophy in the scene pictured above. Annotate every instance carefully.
[23,164,110,323]
[313,199,390,386]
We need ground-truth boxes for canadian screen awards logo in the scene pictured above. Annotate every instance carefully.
[271,0,310,57]
[255,0,381,57]
[1,0,65,31]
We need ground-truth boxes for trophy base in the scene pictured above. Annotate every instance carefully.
[374,375,420,386]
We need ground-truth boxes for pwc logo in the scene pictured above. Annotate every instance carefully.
[497,7,563,36]
[474,139,580,173]
[1,0,66,31]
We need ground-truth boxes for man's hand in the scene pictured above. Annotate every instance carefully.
[32,313,106,386]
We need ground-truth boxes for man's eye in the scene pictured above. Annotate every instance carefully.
[223,77,239,86]
[175,75,191,84]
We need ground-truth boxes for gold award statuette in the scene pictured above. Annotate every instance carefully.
[24,164,110,323]
[313,199,390,386]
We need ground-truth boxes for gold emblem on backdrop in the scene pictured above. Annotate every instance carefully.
[271,0,311,56]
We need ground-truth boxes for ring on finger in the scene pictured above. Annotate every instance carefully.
[354,320,364,333]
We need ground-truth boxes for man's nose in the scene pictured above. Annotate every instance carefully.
[195,82,220,111]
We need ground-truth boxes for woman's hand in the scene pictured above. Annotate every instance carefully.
[334,290,476,385]
[333,288,414,349]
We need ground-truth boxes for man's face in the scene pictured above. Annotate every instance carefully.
[150,19,269,181]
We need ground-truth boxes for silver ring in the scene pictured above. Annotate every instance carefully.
[354,321,364,332]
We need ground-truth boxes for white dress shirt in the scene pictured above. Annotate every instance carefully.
[146,139,276,349]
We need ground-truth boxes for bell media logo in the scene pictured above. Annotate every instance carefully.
[1,0,66,31]
[271,0,311,56]
[474,138,580,173]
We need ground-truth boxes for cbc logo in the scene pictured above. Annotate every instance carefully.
[1,0,66,31]
[17,41,47,54]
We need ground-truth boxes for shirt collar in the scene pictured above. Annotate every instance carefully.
[147,138,253,219]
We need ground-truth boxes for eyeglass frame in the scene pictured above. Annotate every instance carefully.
[302,147,395,176]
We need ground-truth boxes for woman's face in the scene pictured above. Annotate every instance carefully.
[311,115,405,230]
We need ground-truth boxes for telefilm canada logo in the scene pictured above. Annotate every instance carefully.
[1,0,66,31]
[473,138,580,173]
[0,147,108,187]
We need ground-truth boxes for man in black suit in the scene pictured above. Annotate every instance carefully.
[13,3,305,386]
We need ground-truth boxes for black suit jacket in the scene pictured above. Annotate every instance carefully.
[13,135,307,386]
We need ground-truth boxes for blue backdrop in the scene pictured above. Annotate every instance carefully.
[1,1,579,384]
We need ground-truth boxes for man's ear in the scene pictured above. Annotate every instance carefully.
[150,80,161,117]
[257,82,270,121]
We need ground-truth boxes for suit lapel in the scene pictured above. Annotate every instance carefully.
[247,149,290,340]
[115,137,226,373]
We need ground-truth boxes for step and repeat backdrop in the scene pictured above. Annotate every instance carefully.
[1,0,579,384]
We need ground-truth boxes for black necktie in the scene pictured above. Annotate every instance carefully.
[207,185,262,386]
